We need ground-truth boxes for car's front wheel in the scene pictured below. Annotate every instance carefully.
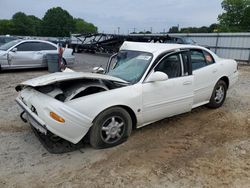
[207,80,227,108]
[90,107,132,149]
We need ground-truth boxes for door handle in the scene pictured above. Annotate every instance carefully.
[183,81,192,85]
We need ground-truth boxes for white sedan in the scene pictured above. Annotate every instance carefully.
[0,39,75,70]
[16,42,238,149]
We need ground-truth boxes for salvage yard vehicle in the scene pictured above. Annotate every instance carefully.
[0,39,75,70]
[15,42,238,149]
[0,35,19,46]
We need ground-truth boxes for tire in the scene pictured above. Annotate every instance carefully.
[206,80,227,108]
[90,107,132,149]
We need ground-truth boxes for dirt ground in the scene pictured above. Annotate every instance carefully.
[0,53,249,188]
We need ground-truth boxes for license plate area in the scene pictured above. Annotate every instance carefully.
[27,115,47,134]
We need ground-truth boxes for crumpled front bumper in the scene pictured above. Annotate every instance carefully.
[16,87,93,144]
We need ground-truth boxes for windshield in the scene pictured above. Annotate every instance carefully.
[106,50,153,83]
[0,39,21,51]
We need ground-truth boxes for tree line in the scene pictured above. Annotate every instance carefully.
[169,0,250,33]
[0,7,98,37]
[0,0,249,36]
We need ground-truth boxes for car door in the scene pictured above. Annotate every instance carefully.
[38,42,57,67]
[9,42,43,68]
[190,49,219,107]
[141,51,194,124]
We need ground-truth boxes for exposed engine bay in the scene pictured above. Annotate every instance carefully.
[34,79,127,102]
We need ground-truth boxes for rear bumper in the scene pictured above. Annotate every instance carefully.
[16,88,92,144]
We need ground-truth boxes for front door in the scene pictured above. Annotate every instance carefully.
[141,52,194,125]
[9,42,43,68]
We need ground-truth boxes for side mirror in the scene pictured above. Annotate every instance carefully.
[11,48,17,52]
[146,71,169,82]
[92,67,105,74]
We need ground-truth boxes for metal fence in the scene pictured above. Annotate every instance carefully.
[171,33,250,63]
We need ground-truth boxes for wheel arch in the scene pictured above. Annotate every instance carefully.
[219,76,229,89]
[92,105,138,130]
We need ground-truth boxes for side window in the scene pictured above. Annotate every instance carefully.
[16,42,40,51]
[155,53,181,78]
[203,50,215,65]
[190,50,207,70]
[39,42,57,50]
[16,42,33,51]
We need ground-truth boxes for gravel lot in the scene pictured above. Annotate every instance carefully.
[0,53,250,188]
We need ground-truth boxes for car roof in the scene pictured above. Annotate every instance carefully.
[19,39,55,43]
[120,41,206,56]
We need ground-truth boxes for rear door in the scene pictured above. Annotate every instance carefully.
[190,49,219,107]
[38,42,57,67]
[9,42,44,68]
[141,51,194,124]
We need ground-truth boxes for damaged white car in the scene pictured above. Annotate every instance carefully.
[16,42,238,149]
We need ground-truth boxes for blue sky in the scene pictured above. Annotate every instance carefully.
[0,0,223,34]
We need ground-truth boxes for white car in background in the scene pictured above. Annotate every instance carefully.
[0,39,75,70]
[16,42,238,149]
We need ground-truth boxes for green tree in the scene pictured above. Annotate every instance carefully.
[168,26,179,33]
[0,19,14,34]
[28,15,42,36]
[241,6,250,31]
[42,7,75,37]
[74,18,97,34]
[209,23,219,32]
[12,12,33,35]
[218,0,250,32]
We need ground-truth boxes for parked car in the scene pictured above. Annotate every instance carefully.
[0,39,75,70]
[16,42,238,149]
[164,35,210,49]
[164,35,196,44]
[0,35,19,46]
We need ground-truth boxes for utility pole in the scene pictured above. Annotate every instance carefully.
[150,27,153,34]
[118,27,120,35]
[133,27,136,33]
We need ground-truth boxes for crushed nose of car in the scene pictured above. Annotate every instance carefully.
[15,69,130,151]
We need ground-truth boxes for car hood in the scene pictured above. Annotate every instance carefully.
[16,72,128,90]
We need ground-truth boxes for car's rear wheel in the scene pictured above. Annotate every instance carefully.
[206,80,227,108]
[90,107,132,149]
